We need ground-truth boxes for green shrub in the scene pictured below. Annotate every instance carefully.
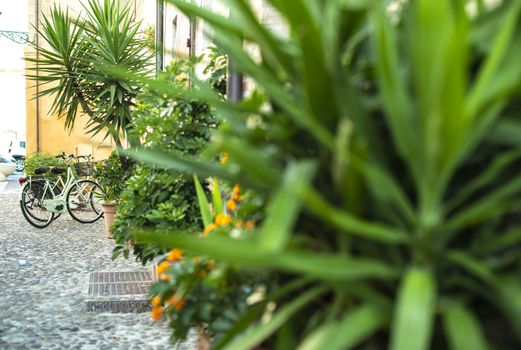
[111,55,224,263]
[134,1,521,349]
[24,152,69,177]
[111,166,200,263]
[92,151,132,202]
[133,57,219,154]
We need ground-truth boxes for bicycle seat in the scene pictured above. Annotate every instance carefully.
[34,167,48,175]
[51,167,67,174]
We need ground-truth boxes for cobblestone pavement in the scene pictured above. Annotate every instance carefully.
[0,181,196,349]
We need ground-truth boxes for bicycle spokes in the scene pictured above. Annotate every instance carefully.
[67,180,104,223]
[20,181,54,228]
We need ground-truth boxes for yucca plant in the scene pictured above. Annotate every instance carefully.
[132,0,521,349]
[26,0,152,147]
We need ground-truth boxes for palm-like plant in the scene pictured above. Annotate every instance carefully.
[27,0,152,147]
[133,0,521,349]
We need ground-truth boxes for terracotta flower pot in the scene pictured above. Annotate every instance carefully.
[197,329,211,350]
[101,201,118,239]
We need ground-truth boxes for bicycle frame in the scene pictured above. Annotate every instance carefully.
[20,166,85,214]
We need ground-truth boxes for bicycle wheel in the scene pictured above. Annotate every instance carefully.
[20,180,55,228]
[66,180,104,223]
[15,158,24,172]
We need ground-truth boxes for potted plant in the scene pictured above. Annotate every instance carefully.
[93,151,132,238]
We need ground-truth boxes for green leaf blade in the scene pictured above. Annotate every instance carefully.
[298,303,388,350]
[194,174,213,227]
[222,286,328,350]
[211,178,223,216]
[444,302,488,350]
[390,268,436,350]
[258,161,316,252]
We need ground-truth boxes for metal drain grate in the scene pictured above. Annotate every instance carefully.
[88,271,152,296]
[85,271,152,313]
[90,271,151,283]
[85,300,150,313]
[88,282,150,296]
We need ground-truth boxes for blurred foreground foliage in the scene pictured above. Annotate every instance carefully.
[129,0,521,349]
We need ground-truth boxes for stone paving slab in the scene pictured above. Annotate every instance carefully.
[4,180,20,192]
[0,182,196,349]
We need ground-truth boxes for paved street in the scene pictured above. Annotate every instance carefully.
[0,180,194,349]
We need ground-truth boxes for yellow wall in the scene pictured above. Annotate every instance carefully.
[25,49,37,155]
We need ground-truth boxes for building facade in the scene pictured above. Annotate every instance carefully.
[24,0,283,159]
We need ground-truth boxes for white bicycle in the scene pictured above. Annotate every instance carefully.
[19,154,103,228]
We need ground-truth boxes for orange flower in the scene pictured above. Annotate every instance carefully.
[166,295,177,305]
[151,296,161,307]
[198,270,207,279]
[160,273,172,281]
[157,261,170,274]
[226,199,237,211]
[236,220,243,228]
[203,223,217,236]
[167,295,186,311]
[245,220,255,230]
[220,152,229,165]
[207,260,216,271]
[233,184,241,201]
[174,298,185,311]
[215,213,232,226]
[167,248,183,262]
[151,306,162,320]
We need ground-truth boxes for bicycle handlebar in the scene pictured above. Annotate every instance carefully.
[76,155,92,160]
[55,153,93,161]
